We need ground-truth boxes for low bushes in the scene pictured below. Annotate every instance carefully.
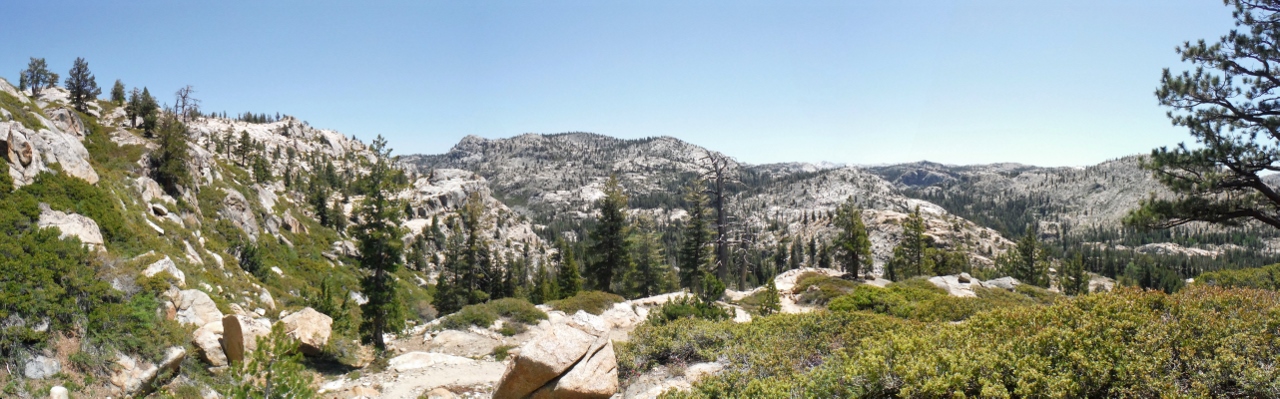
[622,285,1280,398]
[547,290,625,315]
[793,272,858,305]
[438,298,546,330]
[1196,263,1280,290]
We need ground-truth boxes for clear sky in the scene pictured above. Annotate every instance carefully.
[3,1,1237,166]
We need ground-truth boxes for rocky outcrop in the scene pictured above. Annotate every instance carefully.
[36,203,104,250]
[2,120,98,187]
[928,273,981,298]
[143,256,186,287]
[109,347,185,396]
[45,108,85,139]
[219,188,259,242]
[168,289,224,327]
[279,307,332,355]
[531,335,618,398]
[984,276,1021,291]
[494,312,619,399]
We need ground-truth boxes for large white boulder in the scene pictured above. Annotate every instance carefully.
[36,203,104,250]
[219,188,259,242]
[108,347,185,396]
[427,329,499,358]
[2,120,98,187]
[493,323,598,399]
[168,289,224,327]
[530,336,618,399]
[278,307,332,355]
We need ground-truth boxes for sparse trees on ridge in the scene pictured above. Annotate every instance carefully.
[18,57,57,97]
[64,57,100,112]
[110,79,125,105]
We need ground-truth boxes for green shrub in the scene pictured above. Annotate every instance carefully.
[1197,263,1280,290]
[645,295,731,327]
[493,344,516,361]
[548,290,625,315]
[635,286,1280,398]
[828,277,1057,322]
[439,298,546,330]
[793,272,858,305]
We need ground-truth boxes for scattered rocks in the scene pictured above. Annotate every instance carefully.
[23,355,60,379]
[143,256,186,287]
[278,307,332,355]
[36,203,104,250]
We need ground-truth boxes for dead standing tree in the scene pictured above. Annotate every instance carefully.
[699,149,739,285]
[174,85,201,123]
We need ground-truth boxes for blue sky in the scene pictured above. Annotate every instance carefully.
[3,1,1235,166]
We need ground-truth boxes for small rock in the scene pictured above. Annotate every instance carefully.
[350,386,379,398]
[49,385,69,399]
[424,387,458,399]
[23,355,60,379]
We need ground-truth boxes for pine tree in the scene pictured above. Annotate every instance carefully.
[833,196,872,278]
[18,57,58,97]
[354,136,406,350]
[125,88,141,128]
[678,179,712,289]
[139,87,159,135]
[587,175,630,293]
[628,220,675,298]
[110,79,125,105]
[1060,252,1089,295]
[151,116,191,196]
[64,57,100,112]
[556,240,583,299]
[888,206,932,281]
[757,279,781,316]
[1001,228,1050,287]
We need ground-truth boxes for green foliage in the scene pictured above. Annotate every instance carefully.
[354,136,407,350]
[793,272,857,306]
[548,290,626,316]
[151,116,192,196]
[625,220,677,298]
[828,278,1057,323]
[18,57,58,97]
[0,90,45,130]
[64,57,100,112]
[739,279,780,316]
[226,324,317,399]
[997,229,1052,288]
[832,196,872,278]
[1196,262,1280,289]
[678,179,713,289]
[1128,1,1280,232]
[556,240,583,299]
[438,298,546,330]
[1059,252,1089,295]
[633,286,1280,398]
[493,344,516,361]
[110,79,125,105]
[886,206,932,281]
[644,295,731,327]
[587,174,630,292]
[20,171,138,251]
[1120,256,1186,293]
